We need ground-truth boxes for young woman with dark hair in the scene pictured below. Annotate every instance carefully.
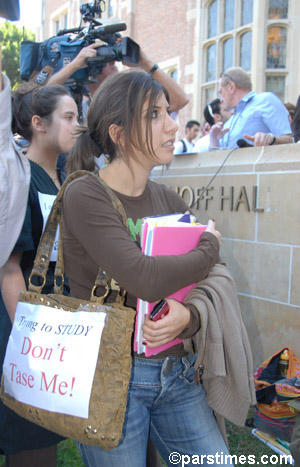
[0,84,79,466]
[62,69,232,467]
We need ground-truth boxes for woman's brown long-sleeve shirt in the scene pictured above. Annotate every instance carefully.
[62,175,219,358]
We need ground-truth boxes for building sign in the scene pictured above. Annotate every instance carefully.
[175,185,264,212]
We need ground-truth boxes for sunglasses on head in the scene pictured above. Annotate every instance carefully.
[207,103,214,119]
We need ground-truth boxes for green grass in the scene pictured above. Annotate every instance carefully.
[0,411,292,466]
[56,439,85,466]
[225,420,284,466]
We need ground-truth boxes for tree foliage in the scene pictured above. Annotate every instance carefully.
[0,21,35,88]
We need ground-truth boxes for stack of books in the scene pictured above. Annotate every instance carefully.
[134,212,207,356]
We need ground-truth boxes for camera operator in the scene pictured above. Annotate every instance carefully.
[48,39,189,115]
[49,38,189,172]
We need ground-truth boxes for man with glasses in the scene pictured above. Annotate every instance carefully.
[210,66,293,149]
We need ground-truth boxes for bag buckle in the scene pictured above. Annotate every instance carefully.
[54,274,64,290]
[91,282,111,302]
[28,272,46,291]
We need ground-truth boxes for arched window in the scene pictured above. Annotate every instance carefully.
[52,10,69,35]
[241,0,253,25]
[240,31,252,70]
[224,0,235,32]
[223,37,234,71]
[268,0,288,19]
[206,43,217,81]
[267,26,287,68]
[208,0,218,38]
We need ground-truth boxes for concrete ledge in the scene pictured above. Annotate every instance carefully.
[152,143,300,177]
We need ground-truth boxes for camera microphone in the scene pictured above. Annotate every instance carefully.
[237,139,253,148]
[97,23,127,34]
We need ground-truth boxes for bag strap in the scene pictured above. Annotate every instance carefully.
[180,139,187,153]
[28,170,129,304]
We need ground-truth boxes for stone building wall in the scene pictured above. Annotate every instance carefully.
[151,144,300,368]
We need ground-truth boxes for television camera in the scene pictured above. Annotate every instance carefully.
[20,0,140,86]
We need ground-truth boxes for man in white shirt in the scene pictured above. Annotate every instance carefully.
[193,99,232,153]
[173,120,200,154]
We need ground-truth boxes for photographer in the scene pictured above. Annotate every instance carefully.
[49,38,188,172]
[48,39,189,114]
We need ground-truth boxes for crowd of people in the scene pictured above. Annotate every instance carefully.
[0,1,299,466]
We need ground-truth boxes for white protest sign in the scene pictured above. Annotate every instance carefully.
[38,192,58,262]
[3,302,106,418]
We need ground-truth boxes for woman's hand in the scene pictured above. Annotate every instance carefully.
[209,121,229,148]
[142,299,190,348]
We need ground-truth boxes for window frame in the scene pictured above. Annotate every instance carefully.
[202,0,254,103]
[268,0,289,19]
[265,11,289,101]
[201,0,290,106]
[239,28,253,71]
[266,22,288,69]
[51,7,70,36]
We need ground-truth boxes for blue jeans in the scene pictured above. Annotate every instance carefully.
[77,354,232,467]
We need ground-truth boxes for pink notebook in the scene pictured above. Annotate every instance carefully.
[135,218,207,357]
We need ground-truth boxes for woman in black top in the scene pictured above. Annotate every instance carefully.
[0,84,78,466]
